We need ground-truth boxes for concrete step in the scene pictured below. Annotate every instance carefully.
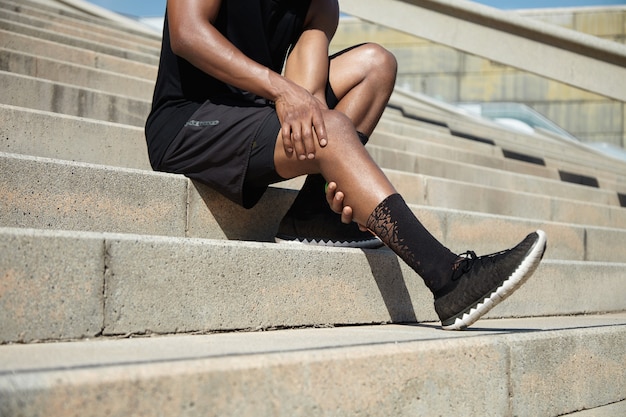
[385,100,626,179]
[0,47,154,100]
[0,4,159,57]
[1,226,625,343]
[370,130,559,180]
[0,29,157,80]
[399,172,626,228]
[0,104,151,169]
[368,144,621,207]
[0,0,161,49]
[2,151,626,263]
[380,111,626,195]
[0,18,159,66]
[545,156,626,194]
[370,127,559,179]
[377,114,501,155]
[1,0,162,41]
[0,314,624,416]
[566,401,626,417]
[3,105,619,214]
[0,71,150,126]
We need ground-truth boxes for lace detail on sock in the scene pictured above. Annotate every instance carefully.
[366,195,417,266]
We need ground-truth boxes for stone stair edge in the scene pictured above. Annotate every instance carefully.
[0,18,159,65]
[3,149,625,234]
[0,29,157,79]
[2,221,625,345]
[0,315,624,417]
[3,150,626,263]
[0,71,150,126]
[382,106,626,177]
[2,223,626,264]
[0,0,162,40]
[369,136,626,195]
[0,66,152,104]
[371,146,623,207]
[373,120,626,180]
[1,47,155,100]
[2,102,620,212]
[0,6,159,57]
[2,103,619,210]
[0,46,155,83]
[384,113,626,181]
[0,0,162,48]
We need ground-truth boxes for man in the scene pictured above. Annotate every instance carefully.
[146,0,547,330]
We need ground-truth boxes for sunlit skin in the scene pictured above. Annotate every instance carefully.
[167,0,398,228]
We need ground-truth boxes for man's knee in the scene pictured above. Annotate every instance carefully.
[358,43,397,79]
[323,109,356,136]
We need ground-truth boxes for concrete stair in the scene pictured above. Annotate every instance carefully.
[0,0,625,415]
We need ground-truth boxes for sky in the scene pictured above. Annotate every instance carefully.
[88,0,626,18]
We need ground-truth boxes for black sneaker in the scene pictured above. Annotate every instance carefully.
[434,230,547,330]
[275,209,383,249]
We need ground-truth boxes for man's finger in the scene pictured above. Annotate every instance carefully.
[290,128,307,160]
[312,111,327,147]
[341,206,353,225]
[281,124,293,154]
[301,123,316,160]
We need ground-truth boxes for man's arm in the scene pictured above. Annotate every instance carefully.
[284,0,340,106]
[166,0,327,159]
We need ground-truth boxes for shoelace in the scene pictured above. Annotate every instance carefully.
[451,249,510,281]
[451,251,477,281]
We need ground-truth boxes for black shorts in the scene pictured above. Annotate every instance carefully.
[160,47,356,209]
[158,96,281,208]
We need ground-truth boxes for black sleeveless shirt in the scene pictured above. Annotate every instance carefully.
[146,0,312,169]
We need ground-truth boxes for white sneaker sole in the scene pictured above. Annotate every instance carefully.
[442,230,547,331]
[274,235,383,249]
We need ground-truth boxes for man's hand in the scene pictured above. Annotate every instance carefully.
[275,84,328,161]
[325,181,368,231]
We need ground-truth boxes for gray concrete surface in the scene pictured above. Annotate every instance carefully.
[341,0,626,102]
[0,6,158,57]
[0,0,161,49]
[567,400,626,416]
[0,17,158,65]
[0,71,150,126]
[2,227,624,343]
[2,149,626,262]
[0,314,624,417]
[371,146,619,205]
[0,29,157,79]
[0,104,151,170]
[0,228,105,341]
[0,1,625,415]
[0,48,154,99]
[0,153,187,236]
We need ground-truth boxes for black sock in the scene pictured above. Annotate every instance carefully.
[366,193,458,293]
[285,174,328,218]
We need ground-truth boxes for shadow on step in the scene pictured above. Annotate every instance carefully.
[189,181,296,242]
[192,181,422,325]
[365,250,418,323]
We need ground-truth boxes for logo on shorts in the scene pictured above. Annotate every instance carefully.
[185,120,220,127]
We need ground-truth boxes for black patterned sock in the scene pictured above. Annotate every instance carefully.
[366,193,458,293]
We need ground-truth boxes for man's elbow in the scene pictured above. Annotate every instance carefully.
[169,30,190,57]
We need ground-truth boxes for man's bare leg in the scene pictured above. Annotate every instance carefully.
[275,43,397,247]
[274,109,547,331]
[328,43,397,136]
